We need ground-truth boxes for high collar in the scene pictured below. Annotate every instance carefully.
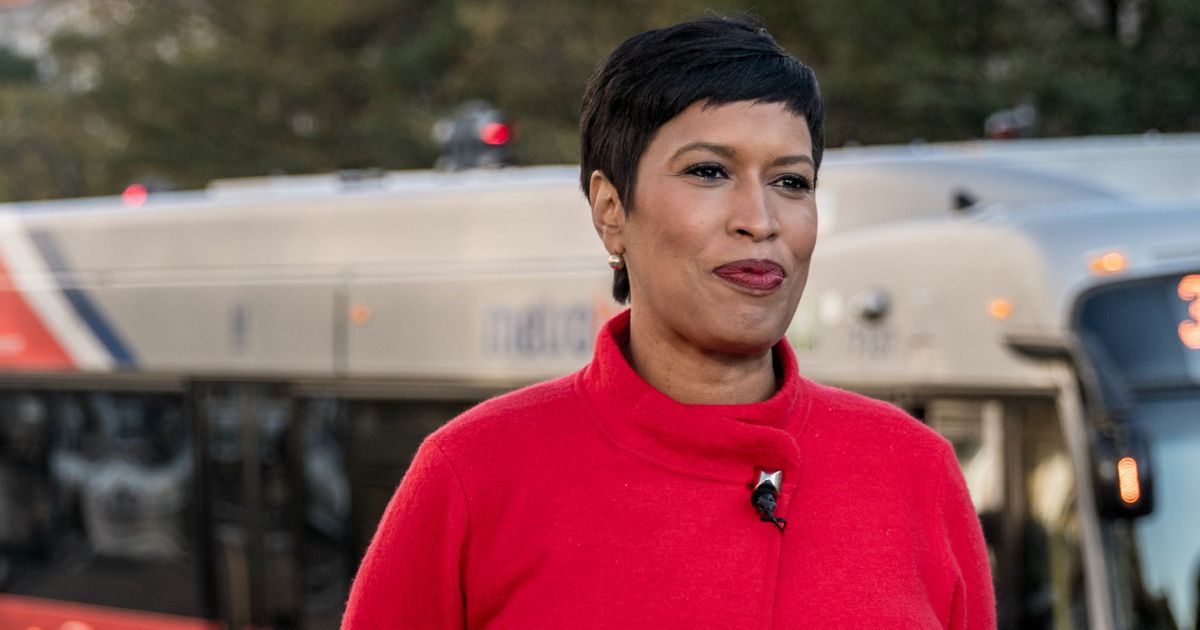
[576,310,811,489]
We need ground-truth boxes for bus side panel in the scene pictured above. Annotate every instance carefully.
[88,281,339,375]
[347,273,618,381]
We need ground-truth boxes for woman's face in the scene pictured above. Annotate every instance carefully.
[607,100,818,355]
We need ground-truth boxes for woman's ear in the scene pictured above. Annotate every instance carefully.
[589,170,626,254]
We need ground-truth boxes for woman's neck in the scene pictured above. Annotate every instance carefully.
[625,316,777,405]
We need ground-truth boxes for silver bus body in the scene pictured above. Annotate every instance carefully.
[0,139,1197,629]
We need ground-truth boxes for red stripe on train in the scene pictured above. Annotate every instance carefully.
[0,593,220,630]
[0,254,73,369]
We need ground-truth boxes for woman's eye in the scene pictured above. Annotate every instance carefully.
[772,174,812,193]
[684,164,728,181]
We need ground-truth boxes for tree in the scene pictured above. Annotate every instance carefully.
[0,46,36,82]
[1,0,1198,202]
[41,0,471,192]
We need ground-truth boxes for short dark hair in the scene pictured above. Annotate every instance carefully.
[580,16,825,303]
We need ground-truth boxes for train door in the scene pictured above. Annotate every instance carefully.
[0,386,210,629]
[191,383,476,630]
[192,382,303,630]
[921,397,1088,630]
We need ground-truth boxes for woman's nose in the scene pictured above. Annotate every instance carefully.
[727,181,778,241]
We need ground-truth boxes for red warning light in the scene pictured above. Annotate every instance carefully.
[480,122,511,146]
[121,183,148,209]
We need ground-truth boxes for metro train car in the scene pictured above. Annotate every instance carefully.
[0,145,1196,630]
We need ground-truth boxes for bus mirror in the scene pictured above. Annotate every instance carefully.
[1091,426,1154,519]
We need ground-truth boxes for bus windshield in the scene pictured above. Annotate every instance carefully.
[1077,272,1200,630]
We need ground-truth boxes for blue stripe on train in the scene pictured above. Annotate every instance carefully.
[28,230,138,369]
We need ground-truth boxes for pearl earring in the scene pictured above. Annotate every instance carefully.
[607,253,625,270]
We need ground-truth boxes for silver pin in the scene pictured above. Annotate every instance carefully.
[755,469,782,491]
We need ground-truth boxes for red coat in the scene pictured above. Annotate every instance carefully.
[343,311,995,629]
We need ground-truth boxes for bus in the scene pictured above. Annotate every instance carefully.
[846,131,1200,207]
[794,154,1200,630]
[0,144,1194,629]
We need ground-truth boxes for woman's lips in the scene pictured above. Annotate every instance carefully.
[713,259,785,292]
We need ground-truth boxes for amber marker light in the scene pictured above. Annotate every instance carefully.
[1181,321,1200,350]
[1179,275,1200,349]
[1088,250,1128,276]
[1179,274,1200,300]
[350,303,372,325]
[988,298,1013,320]
[1117,456,1141,504]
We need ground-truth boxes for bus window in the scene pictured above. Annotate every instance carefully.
[0,390,204,620]
[926,399,1005,585]
[1077,272,1200,630]
[1098,396,1198,630]
[345,399,475,558]
[295,396,353,630]
[188,389,475,628]
[926,398,1086,630]
[1011,399,1085,630]
[195,382,299,629]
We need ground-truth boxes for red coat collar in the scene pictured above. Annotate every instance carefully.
[576,310,811,488]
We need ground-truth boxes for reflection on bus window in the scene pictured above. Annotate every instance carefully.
[927,398,1086,629]
[1111,395,1200,630]
[1017,400,1084,630]
[199,384,298,628]
[1077,273,1200,630]
[928,399,1004,586]
[0,390,202,617]
[298,396,353,628]
[346,399,474,555]
[51,393,191,560]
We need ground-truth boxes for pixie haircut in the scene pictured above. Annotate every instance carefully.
[580,16,825,304]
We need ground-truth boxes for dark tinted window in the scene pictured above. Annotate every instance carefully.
[0,391,203,617]
[1077,273,1200,392]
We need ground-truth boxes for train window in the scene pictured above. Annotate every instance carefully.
[295,396,353,629]
[195,382,299,629]
[188,388,475,629]
[927,398,1086,630]
[345,399,475,557]
[0,390,204,619]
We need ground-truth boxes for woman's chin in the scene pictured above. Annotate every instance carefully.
[718,310,792,350]
[697,323,787,356]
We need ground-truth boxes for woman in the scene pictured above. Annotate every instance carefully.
[343,17,994,629]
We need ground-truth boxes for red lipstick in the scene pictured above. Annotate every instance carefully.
[713,259,785,292]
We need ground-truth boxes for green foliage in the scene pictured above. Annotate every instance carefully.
[34,0,472,192]
[0,0,1198,202]
[0,84,91,200]
[0,46,37,83]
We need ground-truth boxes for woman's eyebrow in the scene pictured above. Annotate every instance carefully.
[771,155,815,168]
[670,141,736,160]
[670,142,813,169]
